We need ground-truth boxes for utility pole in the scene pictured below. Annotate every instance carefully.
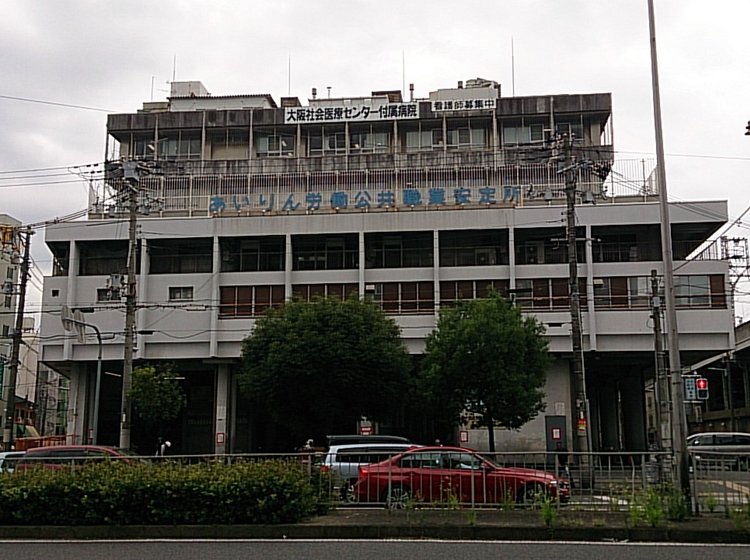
[119,161,140,450]
[561,133,592,482]
[648,0,689,497]
[1,226,33,451]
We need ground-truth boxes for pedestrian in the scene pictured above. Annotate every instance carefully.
[555,441,570,478]
[155,437,171,457]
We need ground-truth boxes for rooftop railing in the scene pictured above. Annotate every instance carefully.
[91,157,657,219]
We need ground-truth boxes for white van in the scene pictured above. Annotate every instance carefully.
[687,432,750,470]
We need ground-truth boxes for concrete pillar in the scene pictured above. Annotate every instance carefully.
[63,240,79,360]
[285,234,293,299]
[433,230,440,312]
[214,364,229,454]
[135,238,149,360]
[66,363,86,445]
[209,234,220,356]
[358,231,366,297]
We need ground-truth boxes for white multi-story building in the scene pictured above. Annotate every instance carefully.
[39,79,734,454]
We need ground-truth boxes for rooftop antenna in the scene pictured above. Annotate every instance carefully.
[327,86,331,98]
[287,55,291,96]
[402,49,406,97]
[172,54,176,82]
[511,37,516,96]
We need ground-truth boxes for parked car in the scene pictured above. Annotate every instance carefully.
[322,441,418,502]
[14,445,140,472]
[687,432,750,470]
[0,451,25,474]
[353,445,570,508]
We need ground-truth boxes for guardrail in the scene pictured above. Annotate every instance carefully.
[7,449,748,515]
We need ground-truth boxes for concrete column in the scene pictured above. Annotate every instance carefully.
[66,363,86,445]
[210,234,220,357]
[585,224,597,350]
[63,240,79,360]
[508,227,516,288]
[285,234,293,299]
[433,230,440,312]
[358,231,366,297]
[214,364,229,454]
[135,238,149,360]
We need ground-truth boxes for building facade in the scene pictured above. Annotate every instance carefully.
[1,214,21,436]
[39,79,734,454]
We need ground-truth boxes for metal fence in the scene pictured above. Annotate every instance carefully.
[8,448,747,516]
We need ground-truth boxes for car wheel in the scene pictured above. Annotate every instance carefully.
[517,482,548,506]
[383,485,412,510]
[341,480,358,503]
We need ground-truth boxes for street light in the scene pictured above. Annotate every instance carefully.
[61,306,103,445]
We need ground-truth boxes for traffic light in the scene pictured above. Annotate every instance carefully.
[696,377,709,400]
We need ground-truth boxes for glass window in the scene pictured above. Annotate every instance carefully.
[169,286,194,301]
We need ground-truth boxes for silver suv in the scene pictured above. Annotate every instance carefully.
[322,436,417,502]
[687,432,750,470]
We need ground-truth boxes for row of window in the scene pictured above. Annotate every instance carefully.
[71,231,678,277]
[129,119,589,160]
[209,275,726,317]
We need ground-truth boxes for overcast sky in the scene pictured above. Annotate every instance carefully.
[1,0,749,319]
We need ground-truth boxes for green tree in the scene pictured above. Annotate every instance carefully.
[128,363,186,438]
[422,293,550,452]
[238,297,411,446]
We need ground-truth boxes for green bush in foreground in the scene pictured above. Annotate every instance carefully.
[0,459,319,525]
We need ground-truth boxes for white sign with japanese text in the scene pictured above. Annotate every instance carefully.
[284,102,419,124]
[431,98,496,112]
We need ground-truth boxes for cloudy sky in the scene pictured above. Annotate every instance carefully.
[1,0,749,319]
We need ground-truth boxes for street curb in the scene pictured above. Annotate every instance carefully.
[0,523,748,543]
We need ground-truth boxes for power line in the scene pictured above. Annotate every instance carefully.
[0,94,115,113]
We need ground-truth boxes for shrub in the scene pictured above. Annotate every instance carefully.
[0,458,320,525]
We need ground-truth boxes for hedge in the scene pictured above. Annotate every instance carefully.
[0,459,324,525]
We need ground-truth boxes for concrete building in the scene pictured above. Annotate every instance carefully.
[1,214,21,433]
[38,79,734,454]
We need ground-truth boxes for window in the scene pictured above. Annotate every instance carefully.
[292,284,358,301]
[592,274,725,310]
[169,286,194,301]
[350,130,389,153]
[220,285,285,318]
[78,241,130,276]
[405,128,443,151]
[555,122,584,144]
[256,133,294,157]
[371,282,434,314]
[675,275,725,308]
[503,124,544,145]
[326,132,346,154]
[293,234,358,271]
[439,230,508,266]
[516,278,587,310]
[133,135,202,160]
[149,239,212,274]
[446,127,485,149]
[221,237,285,272]
[366,232,434,268]
[440,280,509,306]
[97,287,121,303]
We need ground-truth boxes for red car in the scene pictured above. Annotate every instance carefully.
[14,445,140,472]
[353,446,570,508]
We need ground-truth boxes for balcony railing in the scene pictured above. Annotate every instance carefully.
[92,156,657,219]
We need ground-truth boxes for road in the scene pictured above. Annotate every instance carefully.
[1,540,748,559]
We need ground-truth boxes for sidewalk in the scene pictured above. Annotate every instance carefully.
[1,509,748,543]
